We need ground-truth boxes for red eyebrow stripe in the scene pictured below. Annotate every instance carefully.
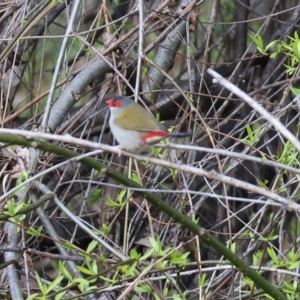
[105,99,122,108]
[141,131,169,142]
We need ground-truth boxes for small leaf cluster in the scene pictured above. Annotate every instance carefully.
[250,32,300,75]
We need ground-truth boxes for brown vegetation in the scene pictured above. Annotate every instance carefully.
[0,0,300,299]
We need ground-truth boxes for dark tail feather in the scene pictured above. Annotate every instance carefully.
[168,132,191,138]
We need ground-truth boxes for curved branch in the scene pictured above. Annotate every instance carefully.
[48,58,112,132]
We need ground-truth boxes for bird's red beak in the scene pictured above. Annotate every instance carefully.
[105,99,122,108]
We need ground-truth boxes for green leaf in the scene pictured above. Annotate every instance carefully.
[89,189,102,204]
[87,240,98,253]
[91,261,98,274]
[134,284,152,293]
[149,237,160,253]
[54,290,68,300]
[130,248,140,260]
[77,266,94,276]
[249,34,266,55]
[227,242,236,253]
[106,198,124,208]
[63,241,76,250]
[20,171,29,181]
[187,94,194,103]
[198,273,207,287]
[85,286,98,292]
[118,189,126,202]
[160,246,172,256]
[267,247,279,265]
[45,276,64,293]
[99,275,117,284]
[157,260,168,269]
[101,224,110,235]
[6,200,16,216]
[265,40,277,51]
[106,189,127,207]
[73,278,89,293]
[99,254,107,262]
[170,257,187,265]
[287,261,299,270]
[27,226,43,237]
[169,251,189,266]
[35,272,46,294]
[131,173,141,183]
[266,234,279,241]
[140,248,154,260]
[27,294,39,300]
[252,253,259,266]
[153,293,161,300]
[282,281,297,293]
[125,261,137,276]
[58,261,73,281]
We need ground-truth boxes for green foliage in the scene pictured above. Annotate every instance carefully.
[277,141,298,167]
[106,188,127,208]
[100,223,110,235]
[198,273,208,287]
[241,124,261,144]
[149,237,189,269]
[131,173,141,184]
[86,239,98,254]
[258,229,279,242]
[186,94,194,103]
[26,272,64,300]
[286,249,300,270]
[267,247,283,268]
[250,31,300,76]
[267,247,300,270]
[252,250,263,266]
[291,86,300,96]
[5,200,27,216]
[26,226,43,237]
[10,171,28,196]
[130,248,141,260]
[172,292,190,300]
[77,260,98,277]
[51,0,63,4]
[249,34,267,55]
[134,284,153,293]
[282,280,300,299]
[240,276,256,295]
[151,143,164,157]
[88,188,102,205]
[226,241,236,253]
[23,235,191,299]
[241,223,300,299]
[58,261,73,281]
[3,200,28,223]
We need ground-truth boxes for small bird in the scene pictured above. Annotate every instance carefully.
[106,96,190,153]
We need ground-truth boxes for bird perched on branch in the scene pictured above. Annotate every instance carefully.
[106,96,190,153]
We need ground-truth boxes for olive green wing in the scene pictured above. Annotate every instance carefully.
[114,104,162,131]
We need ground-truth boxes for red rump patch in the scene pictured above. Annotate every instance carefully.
[141,131,170,143]
[105,99,122,108]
